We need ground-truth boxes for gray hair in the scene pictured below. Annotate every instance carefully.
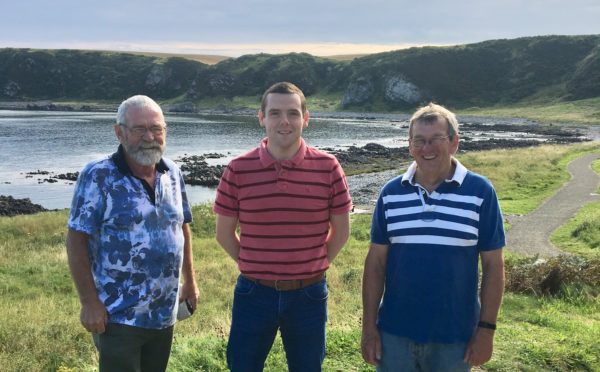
[116,95,163,126]
[409,103,459,139]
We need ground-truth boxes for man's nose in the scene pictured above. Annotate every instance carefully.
[142,129,156,140]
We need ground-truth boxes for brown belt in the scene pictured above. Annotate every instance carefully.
[242,272,325,291]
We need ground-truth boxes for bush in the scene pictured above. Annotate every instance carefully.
[505,254,600,298]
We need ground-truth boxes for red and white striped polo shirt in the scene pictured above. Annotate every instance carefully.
[214,137,352,280]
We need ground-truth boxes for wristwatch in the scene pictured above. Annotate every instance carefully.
[477,321,497,330]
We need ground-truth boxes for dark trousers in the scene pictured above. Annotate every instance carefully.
[92,323,174,372]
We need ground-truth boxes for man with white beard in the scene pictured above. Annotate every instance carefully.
[66,95,198,372]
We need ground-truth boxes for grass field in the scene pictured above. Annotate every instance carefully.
[1,143,599,371]
[458,97,600,125]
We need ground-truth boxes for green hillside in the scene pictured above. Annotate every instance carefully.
[1,35,599,111]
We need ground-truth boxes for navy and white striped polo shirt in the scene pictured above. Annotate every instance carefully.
[371,159,505,343]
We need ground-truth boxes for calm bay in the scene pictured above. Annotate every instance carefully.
[0,110,410,209]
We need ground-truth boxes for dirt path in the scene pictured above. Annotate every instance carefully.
[505,152,600,256]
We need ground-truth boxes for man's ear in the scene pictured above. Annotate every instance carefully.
[115,124,124,143]
[303,110,310,129]
[258,110,265,127]
[450,134,460,154]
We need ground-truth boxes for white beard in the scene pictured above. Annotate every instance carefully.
[123,141,164,166]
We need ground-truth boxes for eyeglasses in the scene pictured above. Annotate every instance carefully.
[410,135,449,149]
[124,125,166,137]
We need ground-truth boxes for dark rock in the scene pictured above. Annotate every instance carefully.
[167,101,197,113]
[26,170,51,175]
[54,172,79,181]
[0,195,47,216]
[177,155,225,187]
[25,103,75,111]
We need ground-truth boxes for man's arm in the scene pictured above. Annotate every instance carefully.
[215,214,240,262]
[179,223,199,310]
[66,228,107,333]
[464,248,505,366]
[326,212,350,263]
[361,243,389,366]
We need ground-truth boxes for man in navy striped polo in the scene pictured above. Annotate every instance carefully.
[361,103,505,371]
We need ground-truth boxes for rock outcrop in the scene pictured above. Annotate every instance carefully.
[341,77,373,107]
[384,76,422,104]
[146,65,171,88]
[3,80,20,97]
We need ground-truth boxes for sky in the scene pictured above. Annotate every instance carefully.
[2,0,600,57]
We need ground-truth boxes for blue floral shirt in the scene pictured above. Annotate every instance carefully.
[68,146,192,329]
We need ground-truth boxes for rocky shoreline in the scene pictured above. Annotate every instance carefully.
[0,196,47,216]
[1,116,593,216]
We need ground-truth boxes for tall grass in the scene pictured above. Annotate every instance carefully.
[1,143,599,371]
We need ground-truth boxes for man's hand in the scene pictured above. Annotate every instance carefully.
[80,298,107,334]
[361,325,382,366]
[179,279,200,311]
[464,328,494,366]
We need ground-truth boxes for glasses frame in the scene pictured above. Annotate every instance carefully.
[122,124,167,138]
[410,135,450,149]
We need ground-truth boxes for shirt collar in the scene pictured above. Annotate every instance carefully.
[401,157,467,187]
[259,137,307,168]
[111,144,169,175]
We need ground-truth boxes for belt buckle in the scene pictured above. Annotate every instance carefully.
[274,279,295,291]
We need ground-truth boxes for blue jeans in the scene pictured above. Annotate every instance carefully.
[227,275,328,372]
[377,330,470,372]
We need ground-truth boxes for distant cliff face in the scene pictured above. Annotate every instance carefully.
[1,35,599,110]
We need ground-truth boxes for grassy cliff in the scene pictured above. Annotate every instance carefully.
[2,35,600,112]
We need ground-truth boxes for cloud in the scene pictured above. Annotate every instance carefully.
[1,0,599,53]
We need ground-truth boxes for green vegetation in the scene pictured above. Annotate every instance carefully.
[3,35,600,114]
[550,157,600,258]
[459,96,600,125]
[593,159,600,183]
[458,142,600,215]
[1,143,599,371]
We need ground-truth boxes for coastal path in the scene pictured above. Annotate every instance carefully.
[505,152,600,256]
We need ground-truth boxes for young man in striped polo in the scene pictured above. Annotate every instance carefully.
[214,81,352,371]
[362,103,505,371]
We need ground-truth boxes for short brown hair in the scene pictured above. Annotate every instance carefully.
[409,102,459,139]
[260,82,307,115]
